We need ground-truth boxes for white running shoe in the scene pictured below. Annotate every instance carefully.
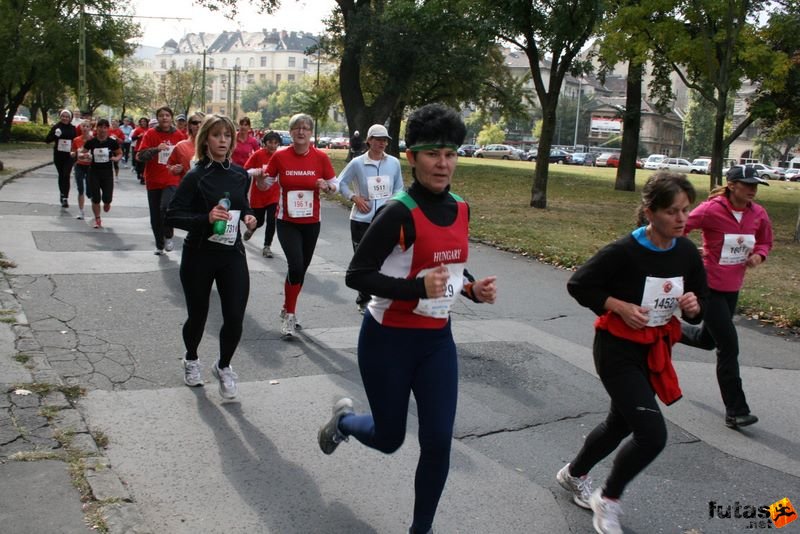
[262,245,273,258]
[589,488,623,534]
[211,362,238,399]
[280,312,297,337]
[556,463,593,509]
[154,249,164,256]
[183,359,203,387]
[76,210,85,220]
[317,397,354,454]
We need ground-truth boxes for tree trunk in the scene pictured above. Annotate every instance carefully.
[531,98,558,208]
[615,62,642,192]
[386,101,405,157]
[795,205,800,243]
[709,94,728,190]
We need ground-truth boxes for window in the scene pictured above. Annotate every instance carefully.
[261,56,267,67]
[260,73,266,81]
[247,74,254,84]
[160,59,166,69]
[303,58,308,69]
[276,74,281,83]
[209,58,215,68]
[288,74,295,82]
[170,60,176,69]
[222,58,227,67]
[248,57,255,67]
[288,57,296,67]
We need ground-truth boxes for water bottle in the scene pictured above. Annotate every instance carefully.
[213,192,230,235]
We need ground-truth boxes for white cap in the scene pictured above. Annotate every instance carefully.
[367,124,391,140]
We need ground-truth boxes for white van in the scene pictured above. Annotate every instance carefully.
[643,154,667,170]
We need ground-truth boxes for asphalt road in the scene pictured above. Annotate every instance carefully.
[1,162,798,533]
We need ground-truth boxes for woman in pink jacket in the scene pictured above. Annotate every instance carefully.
[681,165,773,429]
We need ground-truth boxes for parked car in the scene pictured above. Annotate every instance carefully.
[657,157,692,173]
[457,144,479,157]
[474,144,522,160]
[690,158,711,174]
[274,130,292,146]
[329,137,350,149]
[595,152,617,167]
[567,152,595,166]
[643,154,667,170]
[316,136,331,148]
[721,163,785,180]
[548,149,571,164]
[12,115,30,124]
[785,168,800,182]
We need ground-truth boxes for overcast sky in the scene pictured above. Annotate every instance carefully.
[129,0,337,47]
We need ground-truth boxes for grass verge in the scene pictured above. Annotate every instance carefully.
[327,151,800,329]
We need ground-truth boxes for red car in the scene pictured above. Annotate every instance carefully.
[606,154,643,168]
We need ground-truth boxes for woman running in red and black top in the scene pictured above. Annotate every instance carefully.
[558,172,708,534]
[243,130,281,258]
[255,113,337,338]
[316,104,497,534]
[136,106,187,255]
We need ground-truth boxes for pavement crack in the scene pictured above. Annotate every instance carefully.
[544,314,567,321]
[456,411,602,440]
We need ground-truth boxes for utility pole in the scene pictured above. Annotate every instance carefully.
[79,1,87,113]
[201,49,207,112]
[232,65,239,121]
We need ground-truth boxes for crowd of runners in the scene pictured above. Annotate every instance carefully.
[44,103,773,534]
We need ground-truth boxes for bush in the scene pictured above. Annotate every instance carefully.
[10,122,50,142]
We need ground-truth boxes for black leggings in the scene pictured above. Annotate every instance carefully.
[350,220,371,306]
[252,203,277,246]
[276,220,320,285]
[179,247,249,368]
[147,187,175,250]
[53,153,74,201]
[570,329,667,499]
[680,289,749,416]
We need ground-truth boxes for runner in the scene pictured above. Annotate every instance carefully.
[136,106,186,255]
[242,130,281,258]
[119,117,133,166]
[130,117,149,184]
[254,113,337,338]
[70,121,93,220]
[336,123,405,313]
[80,119,122,229]
[316,104,497,534]
[45,109,77,207]
[231,116,260,167]
[558,172,708,534]
[108,119,125,181]
[165,114,257,399]
[167,112,204,182]
[680,165,773,429]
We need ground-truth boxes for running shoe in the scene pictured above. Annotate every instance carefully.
[183,358,203,387]
[76,210,84,220]
[164,238,174,252]
[243,229,254,241]
[281,312,297,337]
[103,203,111,212]
[280,308,302,330]
[262,245,273,258]
[154,249,164,256]
[589,488,623,534]
[93,217,102,229]
[317,397,354,455]
[61,197,69,208]
[725,414,758,428]
[556,463,592,509]
[211,362,238,399]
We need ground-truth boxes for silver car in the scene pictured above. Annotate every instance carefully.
[657,158,692,173]
[474,144,522,160]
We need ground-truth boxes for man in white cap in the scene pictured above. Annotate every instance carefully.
[336,124,405,313]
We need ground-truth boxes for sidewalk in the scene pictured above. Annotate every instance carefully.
[0,147,124,534]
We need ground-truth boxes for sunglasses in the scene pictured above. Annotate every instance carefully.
[189,120,201,125]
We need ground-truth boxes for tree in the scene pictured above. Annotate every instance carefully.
[476,123,506,146]
[295,74,340,135]
[647,0,791,188]
[683,90,715,159]
[476,0,604,208]
[156,67,203,117]
[0,0,138,141]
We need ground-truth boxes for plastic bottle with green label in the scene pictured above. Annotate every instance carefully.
[213,192,231,235]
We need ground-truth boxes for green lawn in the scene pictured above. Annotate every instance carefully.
[328,151,800,329]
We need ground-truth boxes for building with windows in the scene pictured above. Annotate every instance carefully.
[152,29,329,118]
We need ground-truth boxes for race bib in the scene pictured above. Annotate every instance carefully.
[287,190,314,218]
[158,146,174,165]
[719,234,756,265]
[641,276,683,327]
[92,147,110,163]
[367,175,392,200]
[57,139,72,152]
[206,210,241,246]
[413,263,465,319]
